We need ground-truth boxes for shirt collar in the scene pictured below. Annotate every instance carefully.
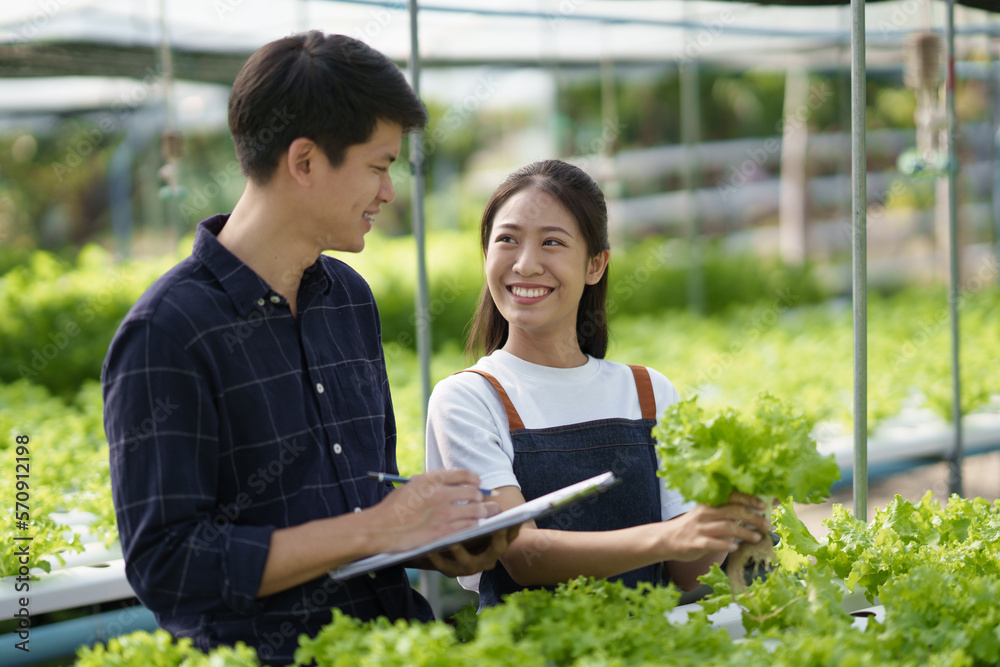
[192,214,333,317]
[302,254,334,298]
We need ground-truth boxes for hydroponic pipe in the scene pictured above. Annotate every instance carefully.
[0,605,157,666]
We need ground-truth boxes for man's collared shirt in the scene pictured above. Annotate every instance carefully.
[102,214,431,665]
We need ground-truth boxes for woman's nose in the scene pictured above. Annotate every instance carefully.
[512,245,542,276]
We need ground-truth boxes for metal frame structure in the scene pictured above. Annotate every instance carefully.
[390,0,994,525]
[0,0,996,642]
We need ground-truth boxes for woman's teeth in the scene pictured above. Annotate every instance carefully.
[510,286,550,298]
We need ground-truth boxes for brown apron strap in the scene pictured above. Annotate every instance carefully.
[628,364,656,421]
[457,369,526,431]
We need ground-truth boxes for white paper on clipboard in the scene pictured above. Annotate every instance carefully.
[328,471,620,581]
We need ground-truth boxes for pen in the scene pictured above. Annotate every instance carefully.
[366,471,498,496]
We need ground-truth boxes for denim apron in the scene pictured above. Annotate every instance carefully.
[464,364,665,608]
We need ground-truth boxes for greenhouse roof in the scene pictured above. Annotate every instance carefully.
[0,0,996,85]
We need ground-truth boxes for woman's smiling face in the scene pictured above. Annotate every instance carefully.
[485,185,607,348]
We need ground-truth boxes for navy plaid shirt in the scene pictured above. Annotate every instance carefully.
[102,215,432,665]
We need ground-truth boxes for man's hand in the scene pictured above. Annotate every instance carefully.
[258,469,507,597]
[371,469,502,553]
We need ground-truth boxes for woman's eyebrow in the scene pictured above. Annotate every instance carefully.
[494,222,572,235]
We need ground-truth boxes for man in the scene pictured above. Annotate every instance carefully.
[102,32,514,665]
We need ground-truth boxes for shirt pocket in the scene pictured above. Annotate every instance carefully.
[334,359,387,451]
[336,359,380,399]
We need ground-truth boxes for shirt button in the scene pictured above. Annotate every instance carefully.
[353,507,362,513]
[256,298,265,306]
[333,443,342,454]
[269,295,281,304]
[316,383,325,394]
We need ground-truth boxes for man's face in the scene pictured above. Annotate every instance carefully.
[308,119,402,253]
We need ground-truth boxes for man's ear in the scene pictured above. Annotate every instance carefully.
[586,249,610,285]
[285,137,319,187]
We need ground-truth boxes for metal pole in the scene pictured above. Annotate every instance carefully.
[993,48,1000,282]
[158,0,179,241]
[680,1,705,314]
[851,0,868,522]
[158,0,174,130]
[598,26,624,246]
[944,0,964,496]
[407,0,430,424]
[680,58,705,314]
[407,0,440,617]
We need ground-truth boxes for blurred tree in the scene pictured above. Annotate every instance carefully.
[0,118,118,252]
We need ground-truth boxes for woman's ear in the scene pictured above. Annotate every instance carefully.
[586,249,610,285]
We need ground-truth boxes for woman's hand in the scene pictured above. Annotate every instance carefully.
[420,524,522,577]
[658,491,770,563]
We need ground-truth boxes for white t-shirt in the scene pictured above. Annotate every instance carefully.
[425,350,695,591]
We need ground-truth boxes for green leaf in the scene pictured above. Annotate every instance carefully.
[653,394,840,507]
[772,499,818,572]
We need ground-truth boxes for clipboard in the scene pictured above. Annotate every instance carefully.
[328,471,621,581]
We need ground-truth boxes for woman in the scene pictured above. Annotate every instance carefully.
[425,159,768,607]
